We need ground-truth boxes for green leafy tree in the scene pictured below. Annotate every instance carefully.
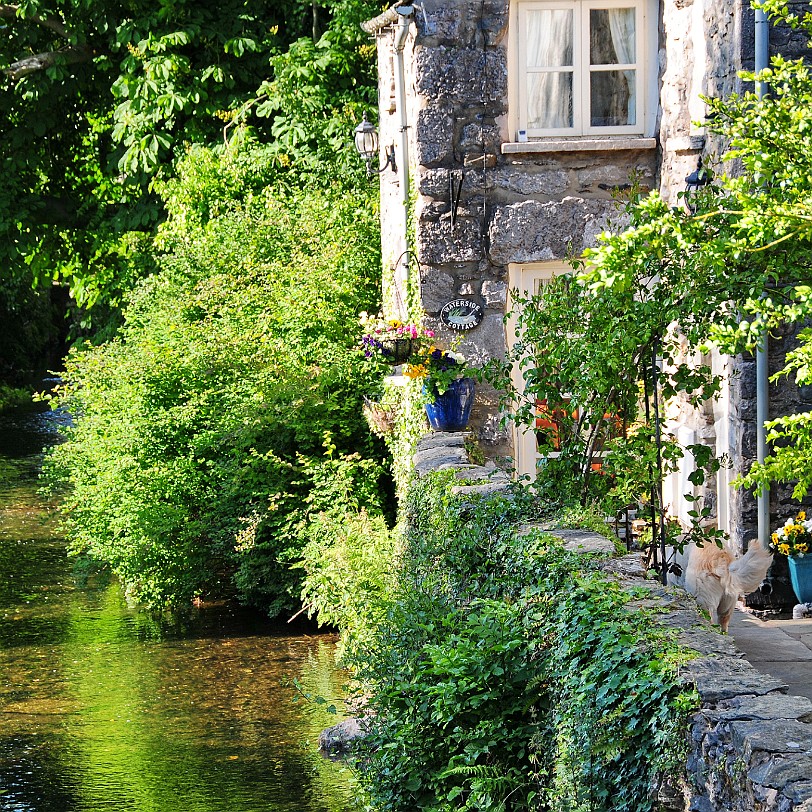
[0,0,381,314]
[43,140,388,614]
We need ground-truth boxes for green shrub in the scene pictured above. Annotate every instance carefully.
[0,385,33,412]
[43,143,390,614]
[352,474,695,812]
[298,508,396,654]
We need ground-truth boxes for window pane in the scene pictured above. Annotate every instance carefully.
[528,72,573,129]
[526,9,573,67]
[590,69,636,126]
[590,8,636,65]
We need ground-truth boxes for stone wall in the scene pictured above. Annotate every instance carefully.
[369,0,810,600]
[412,433,812,812]
[373,0,660,457]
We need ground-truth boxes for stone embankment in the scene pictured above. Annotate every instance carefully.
[411,432,812,812]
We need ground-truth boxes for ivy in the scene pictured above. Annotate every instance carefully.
[351,474,696,812]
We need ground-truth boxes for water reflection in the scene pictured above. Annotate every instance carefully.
[0,402,357,812]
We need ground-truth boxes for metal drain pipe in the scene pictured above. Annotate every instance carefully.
[755,7,770,549]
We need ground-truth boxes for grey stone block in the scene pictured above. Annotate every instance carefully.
[414,46,507,105]
[416,432,466,452]
[548,529,617,555]
[715,694,812,723]
[491,167,570,197]
[682,656,788,702]
[318,717,367,755]
[415,107,454,167]
[420,267,457,312]
[413,445,469,476]
[597,553,647,578]
[417,217,483,265]
[481,280,507,307]
[785,780,812,804]
[487,197,616,264]
[731,719,812,756]
[749,754,812,788]
[450,481,512,497]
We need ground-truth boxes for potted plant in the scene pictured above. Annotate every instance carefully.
[359,313,433,365]
[404,345,475,432]
[770,511,812,603]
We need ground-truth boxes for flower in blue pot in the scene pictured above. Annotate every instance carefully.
[771,511,812,603]
[404,346,475,432]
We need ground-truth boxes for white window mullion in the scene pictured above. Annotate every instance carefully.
[574,2,586,136]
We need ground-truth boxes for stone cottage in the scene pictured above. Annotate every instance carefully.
[360,0,811,604]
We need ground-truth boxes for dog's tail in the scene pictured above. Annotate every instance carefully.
[728,542,773,596]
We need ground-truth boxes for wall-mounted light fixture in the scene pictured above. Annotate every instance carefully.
[353,112,397,178]
[684,156,712,213]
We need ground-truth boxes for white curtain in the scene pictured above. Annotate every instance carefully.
[606,8,636,123]
[526,9,573,129]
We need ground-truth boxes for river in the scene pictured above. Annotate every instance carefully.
[0,398,359,812]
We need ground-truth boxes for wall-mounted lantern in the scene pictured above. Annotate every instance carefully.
[684,156,712,213]
[353,112,397,178]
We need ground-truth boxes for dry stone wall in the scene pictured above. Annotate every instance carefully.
[412,433,812,812]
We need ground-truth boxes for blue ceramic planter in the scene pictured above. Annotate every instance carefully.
[424,377,475,432]
[788,554,812,604]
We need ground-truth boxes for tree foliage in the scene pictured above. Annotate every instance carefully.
[0,0,382,312]
[43,141,389,613]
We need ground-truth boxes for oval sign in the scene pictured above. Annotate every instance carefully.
[440,299,484,331]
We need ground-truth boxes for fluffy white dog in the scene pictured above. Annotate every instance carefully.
[682,541,773,632]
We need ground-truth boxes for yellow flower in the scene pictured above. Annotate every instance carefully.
[403,364,427,379]
[778,543,791,555]
[772,532,779,544]
[797,543,809,553]
[799,511,807,521]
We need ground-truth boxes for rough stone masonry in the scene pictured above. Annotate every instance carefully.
[411,431,812,812]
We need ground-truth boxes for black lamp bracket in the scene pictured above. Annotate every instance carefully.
[365,144,397,177]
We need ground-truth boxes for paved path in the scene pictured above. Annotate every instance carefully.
[729,609,812,700]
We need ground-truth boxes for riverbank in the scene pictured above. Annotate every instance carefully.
[0,400,359,812]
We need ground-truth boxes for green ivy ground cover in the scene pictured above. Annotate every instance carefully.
[340,473,697,812]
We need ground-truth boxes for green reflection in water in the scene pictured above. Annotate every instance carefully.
[0,405,358,812]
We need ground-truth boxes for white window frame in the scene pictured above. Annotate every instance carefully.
[509,0,655,142]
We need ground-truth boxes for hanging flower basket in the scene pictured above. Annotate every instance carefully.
[378,337,415,365]
[359,313,434,366]
[363,396,398,437]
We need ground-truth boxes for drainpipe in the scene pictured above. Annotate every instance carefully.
[393,5,414,317]
[755,8,770,549]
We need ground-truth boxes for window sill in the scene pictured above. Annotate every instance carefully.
[501,137,657,155]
